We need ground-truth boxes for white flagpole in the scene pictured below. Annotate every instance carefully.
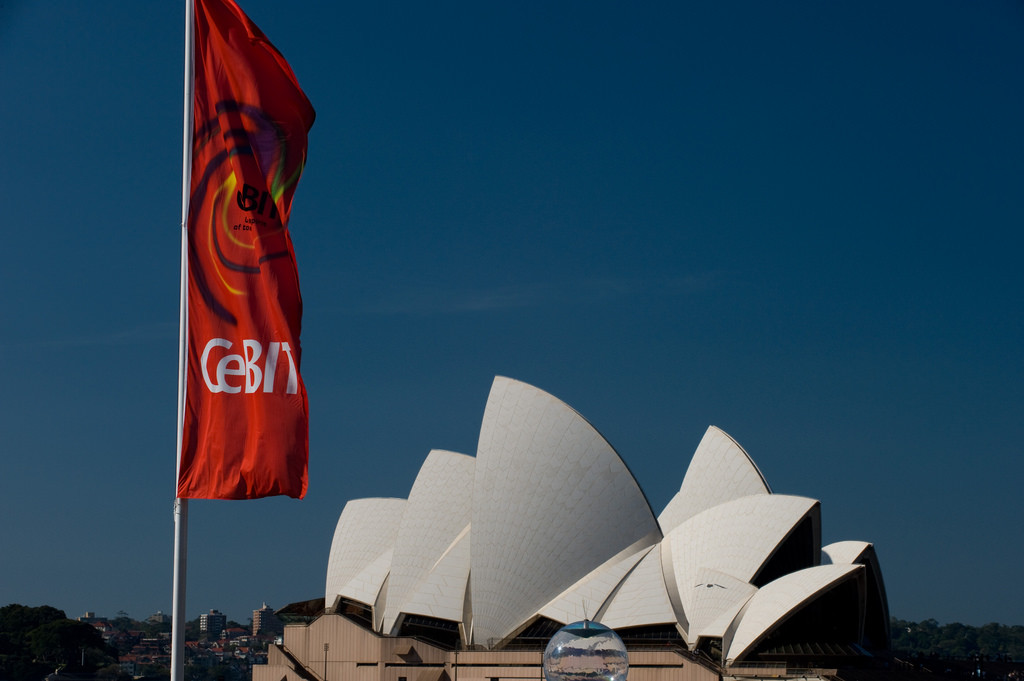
[172,2,195,681]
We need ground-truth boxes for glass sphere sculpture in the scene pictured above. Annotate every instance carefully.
[543,620,628,681]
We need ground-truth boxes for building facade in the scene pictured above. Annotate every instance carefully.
[256,613,722,681]
[254,603,284,636]
[200,609,227,637]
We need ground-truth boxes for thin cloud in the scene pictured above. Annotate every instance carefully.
[354,273,726,317]
[2,322,178,352]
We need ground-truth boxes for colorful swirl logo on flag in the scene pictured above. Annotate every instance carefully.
[188,101,306,325]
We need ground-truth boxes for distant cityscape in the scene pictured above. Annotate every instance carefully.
[75,604,285,681]
[1,602,1022,681]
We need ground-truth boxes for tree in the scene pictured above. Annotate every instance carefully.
[111,614,135,633]
[891,617,1024,660]
[27,619,110,669]
[143,618,172,637]
[0,605,85,681]
[97,662,133,681]
[0,604,66,653]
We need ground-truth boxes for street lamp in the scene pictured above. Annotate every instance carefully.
[323,642,329,681]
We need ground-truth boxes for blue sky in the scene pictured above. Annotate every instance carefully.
[1,0,1022,628]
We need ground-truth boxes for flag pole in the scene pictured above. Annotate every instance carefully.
[172,2,195,681]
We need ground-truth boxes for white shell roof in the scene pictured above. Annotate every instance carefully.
[662,494,820,637]
[723,563,863,664]
[686,568,757,645]
[321,377,886,660]
[397,524,471,623]
[822,540,871,565]
[658,426,770,533]
[822,540,890,643]
[538,544,651,625]
[469,376,662,646]
[381,450,475,633]
[325,497,406,610]
[599,543,680,629]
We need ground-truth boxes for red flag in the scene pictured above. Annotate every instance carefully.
[177,0,315,499]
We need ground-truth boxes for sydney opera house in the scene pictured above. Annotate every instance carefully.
[255,377,889,681]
